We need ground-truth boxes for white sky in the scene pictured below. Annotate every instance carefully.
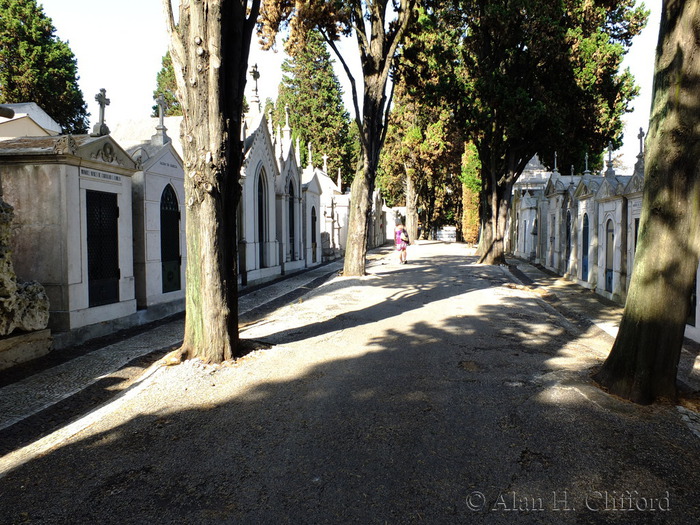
[38,0,658,171]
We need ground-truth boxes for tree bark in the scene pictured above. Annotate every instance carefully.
[162,0,258,362]
[405,171,419,242]
[478,181,510,265]
[594,1,700,403]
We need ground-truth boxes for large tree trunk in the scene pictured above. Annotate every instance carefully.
[478,181,510,265]
[163,0,258,362]
[405,171,419,242]
[343,69,389,276]
[594,1,700,404]
[338,1,414,276]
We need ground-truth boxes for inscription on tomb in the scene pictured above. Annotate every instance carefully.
[80,168,122,183]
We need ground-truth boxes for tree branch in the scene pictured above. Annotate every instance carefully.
[323,31,365,150]
[161,0,185,68]
[379,78,395,147]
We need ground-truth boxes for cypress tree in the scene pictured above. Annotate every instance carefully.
[0,0,89,133]
[275,30,356,187]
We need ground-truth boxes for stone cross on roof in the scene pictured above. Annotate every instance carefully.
[322,153,329,173]
[249,64,261,113]
[638,127,645,157]
[605,141,616,177]
[151,93,170,146]
[91,88,111,136]
[156,94,167,128]
[553,151,558,172]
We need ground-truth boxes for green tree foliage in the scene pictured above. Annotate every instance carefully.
[379,81,464,240]
[0,0,88,133]
[408,1,647,264]
[273,30,356,189]
[151,51,182,117]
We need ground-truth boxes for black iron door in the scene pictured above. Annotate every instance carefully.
[160,185,181,293]
[86,190,119,307]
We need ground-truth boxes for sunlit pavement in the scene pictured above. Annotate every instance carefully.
[1,241,699,524]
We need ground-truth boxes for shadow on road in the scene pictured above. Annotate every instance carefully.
[1,243,699,524]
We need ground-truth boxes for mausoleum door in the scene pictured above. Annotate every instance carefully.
[160,185,181,293]
[288,181,295,261]
[257,173,266,268]
[582,214,589,281]
[86,190,120,307]
[605,219,614,293]
[565,211,572,271]
[311,206,317,263]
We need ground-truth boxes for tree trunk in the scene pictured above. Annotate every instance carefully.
[340,1,414,276]
[343,71,387,275]
[478,181,510,265]
[163,0,258,362]
[405,171,419,242]
[594,1,700,403]
[343,158,374,276]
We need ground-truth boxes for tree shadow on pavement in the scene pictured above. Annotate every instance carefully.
[1,246,699,524]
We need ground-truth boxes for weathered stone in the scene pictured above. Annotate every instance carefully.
[0,196,49,336]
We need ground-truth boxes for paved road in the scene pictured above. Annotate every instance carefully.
[1,242,699,524]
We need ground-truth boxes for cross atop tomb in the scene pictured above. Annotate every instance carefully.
[584,152,589,172]
[249,63,261,112]
[151,93,170,146]
[638,127,645,157]
[553,151,558,172]
[322,153,329,173]
[307,142,313,167]
[91,88,111,136]
[605,141,616,177]
[156,94,167,128]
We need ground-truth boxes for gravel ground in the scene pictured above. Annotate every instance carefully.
[0,241,698,524]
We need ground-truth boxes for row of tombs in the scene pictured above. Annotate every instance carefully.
[0,99,395,369]
[508,136,700,343]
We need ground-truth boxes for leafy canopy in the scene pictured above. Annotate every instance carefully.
[0,0,89,133]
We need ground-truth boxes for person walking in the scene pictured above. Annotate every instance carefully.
[395,223,410,264]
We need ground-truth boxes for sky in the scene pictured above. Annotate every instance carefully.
[38,0,659,171]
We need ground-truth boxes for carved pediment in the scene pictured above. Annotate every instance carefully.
[75,136,136,169]
[573,178,600,199]
[624,173,644,195]
[544,178,564,197]
[91,141,121,165]
[596,178,618,200]
[573,182,589,199]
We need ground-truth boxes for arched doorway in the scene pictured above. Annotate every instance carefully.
[581,213,589,281]
[257,169,267,268]
[160,185,181,293]
[288,180,295,261]
[565,210,572,271]
[311,206,317,263]
[605,219,614,292]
